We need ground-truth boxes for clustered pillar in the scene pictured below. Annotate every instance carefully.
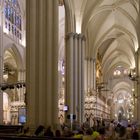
[93,59,96,91]
[84,57,96,120]
[65,33,85,124]
[26,0,58,130]
[85,58,96,93]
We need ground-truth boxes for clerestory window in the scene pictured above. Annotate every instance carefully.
[4,0,22,40]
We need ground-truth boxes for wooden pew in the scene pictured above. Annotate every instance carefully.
[0,125,23,134]
[0,135,82,140]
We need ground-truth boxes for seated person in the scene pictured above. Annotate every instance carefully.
[73,130,84,138]
[34,125,45,136]
[44,126,54,137]
[55,129,61,137]
[18,126,30,136]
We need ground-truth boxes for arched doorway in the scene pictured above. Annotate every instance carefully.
[2,47,26,125]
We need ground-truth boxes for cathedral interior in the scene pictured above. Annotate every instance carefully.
[0,0,140,132]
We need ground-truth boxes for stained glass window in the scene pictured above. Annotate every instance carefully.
[4,2,8,18]
[7,5,10,20]
[4,0,22,40]
[13,10,15,23]
[12,0,16,5]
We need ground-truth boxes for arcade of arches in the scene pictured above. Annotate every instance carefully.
[0,0,140,131]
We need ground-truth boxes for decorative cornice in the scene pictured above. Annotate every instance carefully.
[65,33,86,41]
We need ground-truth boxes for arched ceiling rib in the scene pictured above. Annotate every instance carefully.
[4,49,17,70]
[89,11,137,56]
[113,81,133,98]
[65,0,138,83]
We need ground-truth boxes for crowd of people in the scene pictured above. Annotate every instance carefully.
[72,119,140,140]
[20,119,140,140]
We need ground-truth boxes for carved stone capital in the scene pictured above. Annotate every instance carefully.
[78,33,84,39]
[65,32,75,40]
[73,33,79,39]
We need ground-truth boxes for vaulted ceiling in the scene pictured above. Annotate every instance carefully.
[63,0,139,106]
[66,0,139,80]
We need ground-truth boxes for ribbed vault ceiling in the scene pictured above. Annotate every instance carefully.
[69,0,139,76]
[64,0,139,101]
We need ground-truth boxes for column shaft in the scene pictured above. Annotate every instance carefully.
[51,0,59,127]
[84,59,88,93]
[26,0,58,129]
[26,0,38,129]
[87,59,91,90]
[81,35,86,123]
[90,59,93,89]
[65,33,74,114]
[78,34,82,123]
[73,34,78,118]
[93,59,96,90]
[65,33,86,124]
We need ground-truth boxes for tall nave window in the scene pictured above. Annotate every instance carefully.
[4,0,22,40]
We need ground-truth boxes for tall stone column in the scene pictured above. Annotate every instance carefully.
[74,34,85,124]
[65,33,86,124]
[65,33,75,116]
[73,33,78,119]
[93,59,96,90]
[81,35,86,123]
[26,0,58,130]
[90,59,93,90]
[87,58,91,90]
[77,34,82,123]
[84,58,88,94]
[84,58,88,122]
